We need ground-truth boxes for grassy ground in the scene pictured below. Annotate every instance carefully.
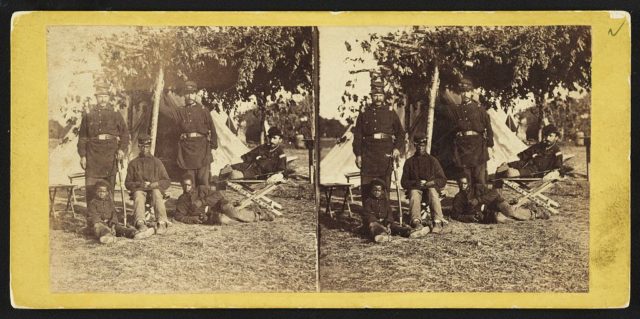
[49,148,317,293]
[318,145,589,292]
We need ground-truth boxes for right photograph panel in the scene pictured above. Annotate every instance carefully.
[317,25,591,292]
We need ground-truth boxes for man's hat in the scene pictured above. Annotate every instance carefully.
[370,178,387,189]
[94,179,111,190]
[459,75,475,91]
[267,127,283,138]
[370,73,385,95]
[138,133,152,146]
[94,85,110,96]
[413,134,428,145]
[542,124,560,137]
[184,80,198,93]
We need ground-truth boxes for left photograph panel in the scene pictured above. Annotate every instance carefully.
[47,26,318,293]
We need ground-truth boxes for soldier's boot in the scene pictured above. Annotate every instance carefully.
[134,227,155,239]
[409,218,430,238]
[99,233,116,244]
[135,220,149,232]
[374,233,391,243]
[155,221,168,235]
[258,210,275,222]
[430,220,446,234]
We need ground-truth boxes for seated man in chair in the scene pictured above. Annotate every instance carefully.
[125,134,172,235]
[222,127,289,183]
[174,174,274,225]
[496,124,563,179]
[401,135,448,234]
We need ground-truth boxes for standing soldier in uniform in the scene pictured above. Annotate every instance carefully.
[176,80,218,187]
[449,75,493,187]
[352,73,405,201]
[77,84,129,202]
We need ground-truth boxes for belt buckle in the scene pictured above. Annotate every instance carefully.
[373,133,382,139]
[98,135,106,140]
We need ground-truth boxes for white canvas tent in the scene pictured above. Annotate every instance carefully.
[320,108,528,185]
[48,108,250,186]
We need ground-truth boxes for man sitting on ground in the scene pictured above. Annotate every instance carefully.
[221,127,289,183]
[496,124,563,179]
[361,178,429,243]
[401,135,448,234]
[87,179,155,244]
[174,174,274,225]
[451,176,544,223]
[125,134,172,235]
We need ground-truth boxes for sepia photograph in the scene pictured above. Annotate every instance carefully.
[47,25,318,293]
[318,25,592,292]
[10,10,629,308]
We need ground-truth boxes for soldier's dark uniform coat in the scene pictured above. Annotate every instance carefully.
[77,106,129,178]
[509,142,563,176]
[448,101,494,168]
[232,144,287,179]
[401,153,447,191]
[176,104,218,170]
[352,106,405,200]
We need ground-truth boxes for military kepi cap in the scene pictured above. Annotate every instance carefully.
[370,73,385,94]
[94,85,110,96]
[138,133,152,146]
[268,127,283,138]
[413,134,428,145]
[459,75,475,90]
[184,81,198,93]
[542,124,560,137]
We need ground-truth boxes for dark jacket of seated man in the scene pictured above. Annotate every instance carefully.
[498,124,563,178]
[401,135,448,230]
[230,127,287,179]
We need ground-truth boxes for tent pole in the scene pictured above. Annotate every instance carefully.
[425,63,439,153]
[150,66,164,155]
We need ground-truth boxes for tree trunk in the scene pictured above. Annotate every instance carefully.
[150,66,164,155]
[312,26,320,187]
[536,95,545,142]
[425,64,440,154]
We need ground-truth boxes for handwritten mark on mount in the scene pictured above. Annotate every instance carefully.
[608,21,625,37]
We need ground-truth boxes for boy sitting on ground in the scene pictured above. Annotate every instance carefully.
[361,178,430,243]
[174,174,275,225]
[220,127,291,183]
[87,179,155,244]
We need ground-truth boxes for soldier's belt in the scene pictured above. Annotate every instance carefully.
[181,132,204,139]
[455,130,480,137]
[365,133,393,140]
[94,134,117,140]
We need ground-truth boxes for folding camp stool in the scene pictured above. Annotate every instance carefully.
[49,184,78,219]
[226,179,284,216]
[501,171,561,215]
[344,171,361,206]
[320,183,353,219]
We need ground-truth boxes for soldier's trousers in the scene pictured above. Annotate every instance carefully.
[132,189,168,225]
[184,165,210,188]
[208,203,260,225]
[85,175,116,203]
[458,162,487,187]
[93,222,137,240]
[408,188,444,222]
